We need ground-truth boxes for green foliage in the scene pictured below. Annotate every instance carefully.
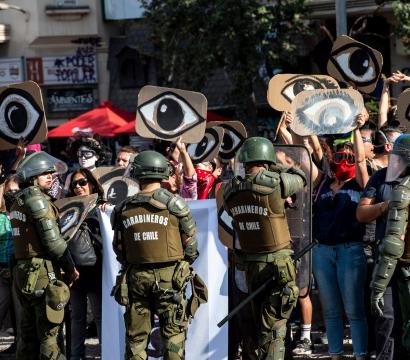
[140,0,310,134]
[392,1,410,48]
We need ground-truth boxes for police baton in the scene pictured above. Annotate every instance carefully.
[217,240,317,328]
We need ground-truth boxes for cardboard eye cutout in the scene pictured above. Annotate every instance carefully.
[207,121,247,162]
[136,85,207,143]
[94,166,139,206]
[186,126,224,164]
[216,183,234,249]
[327,35,383,94]
[290,89,364,136]
[398,88,410,125]
[0,81,47,150]
[267,74,340,112]
[55,194,98,241]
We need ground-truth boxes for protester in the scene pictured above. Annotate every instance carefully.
[66,168,109,360]
[115,146,137,169]
[0,176,20,354]
[357,134,410,360]
[11,151,79,358]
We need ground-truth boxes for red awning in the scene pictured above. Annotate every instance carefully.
[48,102,134,138]
[114,111,231,135]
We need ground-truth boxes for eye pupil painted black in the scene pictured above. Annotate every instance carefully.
[196,137,209,157]
[5,101,27,133]
[222,134,233,151]
[107,180,128,205]
[293,80,322,95]
[406,104,410,121]
[157,98,184,131]
[350,49,370,76]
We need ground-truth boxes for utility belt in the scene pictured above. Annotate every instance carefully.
[18,257,57,297]
[111,260,208,319]
[235,248,293,263]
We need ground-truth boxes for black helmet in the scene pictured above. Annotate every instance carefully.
[238,137,276,164]
[129,150,169,180]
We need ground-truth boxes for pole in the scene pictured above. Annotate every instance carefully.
[335,0,347,36]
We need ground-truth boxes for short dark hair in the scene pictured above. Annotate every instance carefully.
[68,168,104,198]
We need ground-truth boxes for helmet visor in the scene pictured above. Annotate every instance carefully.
[386,153,407,182]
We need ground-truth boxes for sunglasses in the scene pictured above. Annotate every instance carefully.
[77,150,96,159]
[361,137,372,144]
[333,152,355,166]
[71,178,89,188]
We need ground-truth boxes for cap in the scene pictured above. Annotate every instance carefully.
[45,280,70,324]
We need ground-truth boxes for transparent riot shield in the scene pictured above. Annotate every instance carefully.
[275,144,312,297]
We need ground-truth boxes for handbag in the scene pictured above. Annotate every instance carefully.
[67,222,97,267]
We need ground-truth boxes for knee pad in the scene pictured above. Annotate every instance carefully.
[258,319,287,360]
[162,332,185,360]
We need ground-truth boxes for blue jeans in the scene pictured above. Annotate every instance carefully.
[313,242,368,357]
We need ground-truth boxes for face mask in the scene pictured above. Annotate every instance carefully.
[4,190,18,212]
[332,160,355,182]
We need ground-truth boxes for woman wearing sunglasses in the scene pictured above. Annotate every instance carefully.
[307,110,370,360]
[67,168,107,360]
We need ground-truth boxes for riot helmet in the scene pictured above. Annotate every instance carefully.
[238,137,276,165]
[129,150,169,181]
[17,151,57,184]
[386,134,410,182]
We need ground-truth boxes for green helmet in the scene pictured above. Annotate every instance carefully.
[392,134,410,161]
[17,151,56,183]
[238,137,276,164]
[129,150,169,180]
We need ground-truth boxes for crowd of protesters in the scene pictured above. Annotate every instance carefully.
[0,70,409,360]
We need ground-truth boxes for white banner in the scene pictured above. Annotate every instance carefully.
[99,199,228,360]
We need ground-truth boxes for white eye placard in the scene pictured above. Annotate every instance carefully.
[290,89,364,136]
[327,35,383,94]
[267,74,339,112]
[0,81,47,149]
[136,85,207,143]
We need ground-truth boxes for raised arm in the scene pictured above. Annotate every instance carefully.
[354,109,369,189]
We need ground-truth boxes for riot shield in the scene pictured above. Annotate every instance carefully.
[55,194,98,241]
[94,166,139,205]
[275,144,312,297]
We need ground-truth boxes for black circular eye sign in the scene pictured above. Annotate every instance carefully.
[186,127,223,164]
[157,98,184,131]
[0,88,44,145]
[59,201,84,236]
[106,180,128,206]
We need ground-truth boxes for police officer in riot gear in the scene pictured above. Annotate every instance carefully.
[370,134,410,352]
[112,150,206,360]
[223,137,306,360]
[11,151,79,360]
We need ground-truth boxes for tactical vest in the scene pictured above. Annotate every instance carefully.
[120,190,184,264]
[10,190,57,260]
[225,175,292,253]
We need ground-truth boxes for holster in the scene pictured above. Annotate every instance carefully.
[111,266,129,306]
[172,260,192,291]
[187,272,208,318]
[22,257,44,295]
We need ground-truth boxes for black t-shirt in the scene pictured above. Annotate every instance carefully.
[313,177,364,245]
[361,167,401,243]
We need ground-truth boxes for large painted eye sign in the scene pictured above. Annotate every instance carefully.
[137,91,206,140]
[398,89,410,124]
[328,37,382,93]
[0,88,44,145]
[59,202,84,235]
[219,125,246,161]
[281,76,339,104]
[290,89,363,136]
[186,127,223,164]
